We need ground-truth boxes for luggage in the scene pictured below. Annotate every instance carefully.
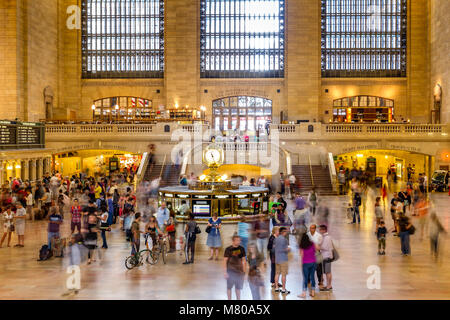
[38,245,53,261]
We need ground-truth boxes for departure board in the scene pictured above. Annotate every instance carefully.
[0,121,44,150]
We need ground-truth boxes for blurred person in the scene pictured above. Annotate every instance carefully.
[223,235,246,300]
[247,243,264,300]
[13,202,26,247]
[319,224,334,291]
[85,206,99,264]
[25,189,34,221]
[237,215,250,253]
[145,216,162,252]
[1,205,14,247]
[374,197,384,231]
[166,213,177,253]
[397,213,413,256]
[351,192,361,224]
[376,221,387,255]
[416,196,430,240]
[307,187,318,216]
[429,212,447,260]
[274,227,290,295]
[207,212,222,260]
[267,226,280,288]
[183,212,198,264]
[299,233,319,298]
[47,206,63,250]
[254,215,270,263]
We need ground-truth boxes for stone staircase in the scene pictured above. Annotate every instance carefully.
[291,165,336,195]
[143,164,181,187]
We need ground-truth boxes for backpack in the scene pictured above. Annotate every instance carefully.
[38,245,53,261]
[310,193,317,202]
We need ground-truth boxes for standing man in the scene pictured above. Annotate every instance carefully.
[274,227,290,295]
[319,225,334,291]
[224,235,247,300]
[307,224,323,288]
[131,212,141,256]
[156,201,170,232]
[254,215,270,264]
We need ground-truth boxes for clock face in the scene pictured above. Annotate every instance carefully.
[205,149,221,164]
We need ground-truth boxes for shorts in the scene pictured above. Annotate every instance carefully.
[276,262,289,276]
[15,223,25,236]
[227,271,244,290]
[323,259,332,274]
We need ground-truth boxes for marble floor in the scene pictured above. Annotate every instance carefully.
[0,192,449,300]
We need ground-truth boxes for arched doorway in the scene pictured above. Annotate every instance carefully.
[212,96,272,132]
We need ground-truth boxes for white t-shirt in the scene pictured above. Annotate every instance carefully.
[26,193,33,206]
[15,207,26,226]
[307,231,323,246]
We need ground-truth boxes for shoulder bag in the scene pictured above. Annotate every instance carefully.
[331,240,340,262]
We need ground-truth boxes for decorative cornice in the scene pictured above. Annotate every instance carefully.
[82,79,164,87]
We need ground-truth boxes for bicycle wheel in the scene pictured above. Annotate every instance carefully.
[125,255,138,270]
[140,249,151,265]
[146,249,159,265]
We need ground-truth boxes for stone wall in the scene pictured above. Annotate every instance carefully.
[430,0,450,124]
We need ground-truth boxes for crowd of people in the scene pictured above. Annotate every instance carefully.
[0,162,447,299]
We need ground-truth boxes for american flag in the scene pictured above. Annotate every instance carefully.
[138,98,144,107]
[131,97,136,107]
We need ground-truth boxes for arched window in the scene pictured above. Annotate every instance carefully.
[93,96,152,121]
[332,95,394,123]
[213,96,272,132]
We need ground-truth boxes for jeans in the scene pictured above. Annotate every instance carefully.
[101,229,108,248]
[240,237,249,253]
[316,262,323,285]
[249,281,261,300]
[256,237,269,260]
[131,235,140,255]
[48,232,60,249]
[353,206,360,223]
[270,253,276,284]
[399,231,410,255]
[302,262,316,291]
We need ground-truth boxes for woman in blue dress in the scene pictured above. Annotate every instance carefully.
[206,212,222,260]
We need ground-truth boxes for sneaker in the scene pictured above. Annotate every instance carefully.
[281,289,290,295]
[274,288,282,293]
[182,261,191,265]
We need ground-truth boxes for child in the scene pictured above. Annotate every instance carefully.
[377,221,387,255]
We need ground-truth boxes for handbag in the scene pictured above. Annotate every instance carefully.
[408,224,416,235]
[166,224,175,233]
[9,224,15,232]
[331,241,340,262]
[195,225,201,234]
[205,225,212,234]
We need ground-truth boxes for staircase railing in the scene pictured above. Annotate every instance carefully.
[135,152,149,185]
[327,152,338,193]
[159,154,167,179]
[308,155,314,187]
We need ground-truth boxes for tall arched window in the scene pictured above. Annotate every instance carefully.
[81,0,164,79]
[200,0,285,78]
[213,96,272,131]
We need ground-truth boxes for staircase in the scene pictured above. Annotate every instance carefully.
[291,165,336,195]
[143,164,181,187]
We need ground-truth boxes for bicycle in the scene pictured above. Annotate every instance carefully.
[124,239,151,270]
[146,233,168,265]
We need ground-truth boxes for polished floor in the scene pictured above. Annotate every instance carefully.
[0,192,449,300]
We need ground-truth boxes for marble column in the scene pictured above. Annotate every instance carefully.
[22,160,30,181]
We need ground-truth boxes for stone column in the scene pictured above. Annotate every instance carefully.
[0,160,3,185]
[22,160,29,181]
[29,159,36,181]
[37,158,44,180]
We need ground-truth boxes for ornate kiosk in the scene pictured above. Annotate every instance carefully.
[159,143,269,222]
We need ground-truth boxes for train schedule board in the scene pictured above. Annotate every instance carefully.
[0,121,45,150]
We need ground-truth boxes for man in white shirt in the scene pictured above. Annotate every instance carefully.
[319,225,334,291]
[26,190,34,220]
[307,224,324,288]
[156,202,170,231]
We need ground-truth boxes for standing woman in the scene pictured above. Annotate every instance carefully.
[0,205,14,247]
[247,243,264,300]
[298,233,319,298]
[207,212,222,260]
[374,197,384,233]
[183,211,198,265]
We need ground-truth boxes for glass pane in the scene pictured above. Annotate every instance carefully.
[247,117,255,131]
[223,117,229,130]
[238,97,247,107]
[248,108,255,116]
[239,109,246,115]
[239,117,246,131]
[264,99,272,107]
[222,108,229,115]
[255,98,264,107]
[264,108,271,115]
[229,97,238,106]
[231,117,237,130]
